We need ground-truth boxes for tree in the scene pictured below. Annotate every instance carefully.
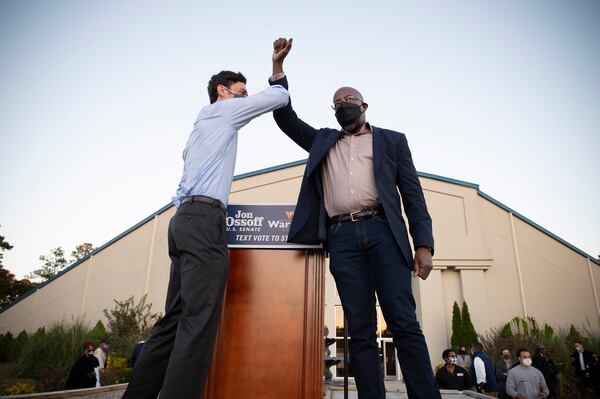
[0,227,14,266]
[0,273,35,307]
[87,320,108,343]
[70,243,95,262]
[461,302,478,348]
[8,330,28,362]
[450,301,462,349]
[566,324,586,347]
[27,247,67,281]
[0,229,35,307]
[500,322,513,338]
[103,295,161,355]
[0,332,14,361]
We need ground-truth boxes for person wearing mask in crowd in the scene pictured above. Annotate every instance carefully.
[470,342,498,395]
[269,37,440,399]
[65,342,100,390]
[496,348,514,399]
[435,349,474,391]
[506,348,549,399]
[570,341,594,396]
[93,340,109,382]
[532,343,559,398]
[457,346,472,370]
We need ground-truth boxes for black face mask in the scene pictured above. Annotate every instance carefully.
[335,102,363,133]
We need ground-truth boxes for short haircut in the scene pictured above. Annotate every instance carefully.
[516,348,529,358]
[442,349,454,359]
[207,71,247,104]
[473,342,484,352]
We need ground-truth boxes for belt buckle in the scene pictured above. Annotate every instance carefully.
[350,210,361,222]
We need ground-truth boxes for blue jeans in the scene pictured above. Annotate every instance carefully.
[329,216,440,399]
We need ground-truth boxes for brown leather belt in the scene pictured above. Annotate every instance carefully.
[180,195,226,212]
[329,205,385,224]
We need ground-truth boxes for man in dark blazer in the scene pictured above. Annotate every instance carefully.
[269,38,440,399]
[495,348,514,399]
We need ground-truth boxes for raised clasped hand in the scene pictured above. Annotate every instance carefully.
[272,37,293,63]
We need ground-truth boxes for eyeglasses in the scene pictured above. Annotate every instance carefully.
[224,86,248,98]
[331,95,363,110]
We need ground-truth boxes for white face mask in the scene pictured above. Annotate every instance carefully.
[521,358,532,367]
[447,356,457,365]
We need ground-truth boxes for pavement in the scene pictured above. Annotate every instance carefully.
[326,379,493,399]
[2,381,494,399]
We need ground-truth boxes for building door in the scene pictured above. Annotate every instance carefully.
[380,338,399,380]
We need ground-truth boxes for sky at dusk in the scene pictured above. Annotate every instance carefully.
[1,0,599,279]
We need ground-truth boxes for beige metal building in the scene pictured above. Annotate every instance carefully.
[1,160,598,380]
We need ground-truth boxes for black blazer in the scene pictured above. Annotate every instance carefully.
[270,76,434,266]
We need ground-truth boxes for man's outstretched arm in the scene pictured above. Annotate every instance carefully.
[270,37,319,152]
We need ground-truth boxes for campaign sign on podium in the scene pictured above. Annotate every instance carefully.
[204,204,325,399]
[225,204,321,248]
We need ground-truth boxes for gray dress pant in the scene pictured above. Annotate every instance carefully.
[122,200,229,399]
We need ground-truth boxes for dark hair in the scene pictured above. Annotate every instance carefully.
[207,71,247,103]
[442,349,454,359]
[83,341,96,350]
[473,342,484,352]
[516,348,529,358]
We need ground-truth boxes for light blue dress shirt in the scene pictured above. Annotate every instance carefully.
[172,84,289,207]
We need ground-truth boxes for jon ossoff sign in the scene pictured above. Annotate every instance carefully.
[225,204,320,248]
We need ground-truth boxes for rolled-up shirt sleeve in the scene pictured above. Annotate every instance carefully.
[224,85,289,130]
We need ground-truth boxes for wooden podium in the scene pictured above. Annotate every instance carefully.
[202,205,325,399]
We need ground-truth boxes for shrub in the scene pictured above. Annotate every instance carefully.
[0,332,14,361]
[88,320,108,343]
[103,295,160,355]
[3,381,35,395]
[480,317,600,399]
[7,330,28,362]
[450,301,462,350]
[12,320,88,391]
[104,355,131,384]
[2,296,159,391]
[461,302,478,348]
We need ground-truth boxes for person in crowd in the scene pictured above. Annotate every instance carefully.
[506,348,549,399]
[435,349,474,391]
[532,343,559,398]
[457,346,472,370]
[470,342,498,395]
[269,37,440,399]
[65,341,100,390]
[590,352,600,394]
[570,341,594,396]
[496,348,514,399]
[129,339,146,369]
[93,340,109,382]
